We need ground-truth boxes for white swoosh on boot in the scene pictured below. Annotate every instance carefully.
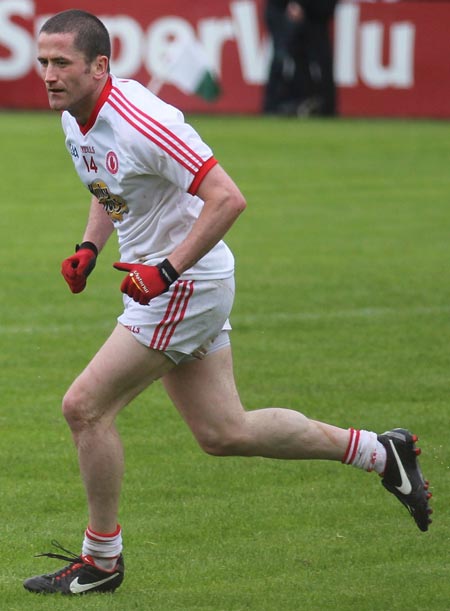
[69,573,118,594]
[389,439,413,495]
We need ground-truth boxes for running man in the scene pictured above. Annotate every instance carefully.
[24,9,431,596]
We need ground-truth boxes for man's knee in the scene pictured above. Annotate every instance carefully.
[62,384,94,432]
[195,424,251,457]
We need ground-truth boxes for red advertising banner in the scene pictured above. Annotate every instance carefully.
[0,0,449,117]
[0,0,268,114]
[335,1,450,118]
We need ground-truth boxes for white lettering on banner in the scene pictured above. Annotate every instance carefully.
[334,3,415,89]
[103,16,143,77]
[334,3,359,86]
[197,18,234,77]
[144,17,197,79]
[1,0,415,93]
[230,1,270,83]
[361,22,414,88]
[0,0,34,78]
[0,0,268,85]
[142,5,269,84]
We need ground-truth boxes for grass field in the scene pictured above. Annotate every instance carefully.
[1,111,450,610]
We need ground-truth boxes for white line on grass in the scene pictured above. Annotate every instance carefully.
[232,304,450,326]
[1,304,449,335]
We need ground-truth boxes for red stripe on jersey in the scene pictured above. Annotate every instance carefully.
[188,156,218,195]
[108,97,196,174]
[150,280,194,352]
[111,86,204,166]
[107,88,204,174]
[79,76,113,135]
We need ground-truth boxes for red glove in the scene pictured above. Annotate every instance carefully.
[113,259,179,305]
[61,242,98,294]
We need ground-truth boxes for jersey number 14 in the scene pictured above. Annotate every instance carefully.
[83,155,98,173]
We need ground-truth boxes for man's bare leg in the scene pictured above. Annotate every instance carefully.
[163,345,432,532]
[63,324,175,533]
[162,346,349,460]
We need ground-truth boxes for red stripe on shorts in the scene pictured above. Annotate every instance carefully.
[150,280,194,352]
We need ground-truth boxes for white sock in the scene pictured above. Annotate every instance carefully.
[342,428,387,474]
[82,525,122,571]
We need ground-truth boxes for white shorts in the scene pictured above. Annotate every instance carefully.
[118,276,235,364]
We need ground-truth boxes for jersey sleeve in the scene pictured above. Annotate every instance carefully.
[128,103,217,195]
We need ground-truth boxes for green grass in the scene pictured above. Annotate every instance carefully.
[2,111,450,610]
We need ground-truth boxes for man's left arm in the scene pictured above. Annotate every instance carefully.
[113,164,246,304]
[168,164,246,274]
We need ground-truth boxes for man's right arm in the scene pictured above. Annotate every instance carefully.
[61,196,114,293]
[81,195,115,253]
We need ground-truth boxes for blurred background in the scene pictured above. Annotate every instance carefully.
[1,0,448,118]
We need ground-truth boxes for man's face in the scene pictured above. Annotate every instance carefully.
[37,31,103,122]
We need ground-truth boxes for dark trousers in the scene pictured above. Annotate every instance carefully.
[263,5,336,116]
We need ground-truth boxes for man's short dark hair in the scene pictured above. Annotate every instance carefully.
[40,9,111,67]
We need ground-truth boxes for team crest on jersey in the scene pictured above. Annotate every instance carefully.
[69,142,79,158]
[106,151,119,175]
[88,179,129,222]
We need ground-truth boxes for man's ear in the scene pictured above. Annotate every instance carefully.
[93,55,109,79]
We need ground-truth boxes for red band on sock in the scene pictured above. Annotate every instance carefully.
[342,428,360,464]
[86,524,121,541]
[342,428,354,463]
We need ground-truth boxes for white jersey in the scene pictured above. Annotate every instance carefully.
[61,74,234,279]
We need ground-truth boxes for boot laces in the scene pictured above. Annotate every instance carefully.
[35,540,84,579]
